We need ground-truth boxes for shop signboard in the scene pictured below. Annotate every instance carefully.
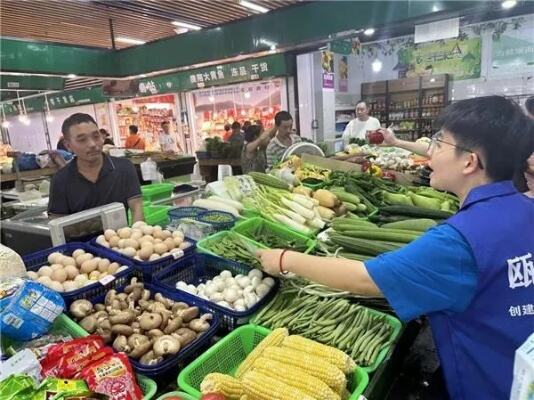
[329,40,353,55]
[492,33,534,75]
[0,76,64,90]
[137,54,290,96]
[1,86,106,116]
[399,37,481,80]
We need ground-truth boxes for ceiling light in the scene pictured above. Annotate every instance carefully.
[1,120,10,128]
[172,21,201,31]
[208,96,215,103]
[430,78,436,82]
[173,27,189,35]
[501,0,517,9]
[432,4,440,12]
[240,0,269,13]
[364,28,375,36]
[116,37,146,45]
[244,92,251,99]
[67,74,77,79]
[139,74,147,78]
[46,114,54,122]
[372,59,383,72]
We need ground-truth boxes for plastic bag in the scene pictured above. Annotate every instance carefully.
[0,281,65,341]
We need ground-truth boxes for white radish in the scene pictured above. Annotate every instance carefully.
[280,197,315,220]
[208,196,244,211]
[272,214,312,236]
[290,193,315,209]
[192,199,239,216]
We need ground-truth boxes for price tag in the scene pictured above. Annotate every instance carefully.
[172,250,185,260]
[99,275,116,286]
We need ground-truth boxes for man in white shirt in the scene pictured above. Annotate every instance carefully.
[159,121,183,153]
[342,101,381,145]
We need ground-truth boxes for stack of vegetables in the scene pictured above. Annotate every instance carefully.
[321,216,434,261]
[198,231,263,269]
[200,328,358,400]
[252,286,397,368]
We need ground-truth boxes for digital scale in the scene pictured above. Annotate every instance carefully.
[1,203,127,255]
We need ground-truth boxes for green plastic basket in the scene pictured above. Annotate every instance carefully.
[156,392,198,400]
[241,207,260,219]
[129,205,171,227]
[178,324,369,399]
[252,306,401,374]
[1,314,157,400]
[232,217,316,254]
[141,183,175,202]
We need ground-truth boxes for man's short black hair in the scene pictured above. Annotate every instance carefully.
[224,123,231,132]
[274,111,293,126]
[244,125,261,142]
[356,100,367,107]
[231,121,241,130]
[129,125,138,134]
[434,96,534,183]
[161,121,170,127]
[526,96,534,117]
[99,128,109,136]
[61,113,97,137]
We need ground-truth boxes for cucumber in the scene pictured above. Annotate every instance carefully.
[249,171,290,190]
[329,188,361,204]
[379,205,454,219]
[342,202,358,212]
[381,218,437,232]
[330,234,404,256]
[340,230,421,243]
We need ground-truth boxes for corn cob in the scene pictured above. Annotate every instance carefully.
[253,357,340,400]
[200,373,244,399]
[241,370,316,400]
[282,335,356,374]
[261,346,347,394]
[235,328,288,378]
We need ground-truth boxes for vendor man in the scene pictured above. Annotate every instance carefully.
[266,111,301,169]
[342,100,381,145]
[258,96,534,400]
[48,113,144,222]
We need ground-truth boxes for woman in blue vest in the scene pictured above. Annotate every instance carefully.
[257,96,534,400]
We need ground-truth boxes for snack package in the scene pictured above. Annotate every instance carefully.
[41,336,105,378]
[80,353,143,400]
[0,349,41,382]
[60,348,113,379]
[0,374,38,400]
[0,281,65,341]
[30,377,89,400]
[10,333,72,360]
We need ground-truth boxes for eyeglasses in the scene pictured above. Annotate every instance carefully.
[429,131,484,170]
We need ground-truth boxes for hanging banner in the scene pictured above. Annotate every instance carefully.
[492,33,534,75]
[0,76,64,90]
[338,56,348,92]
[400,37,481,80]
[321,50,335,89]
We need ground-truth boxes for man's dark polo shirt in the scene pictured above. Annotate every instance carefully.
[48,154,141,215]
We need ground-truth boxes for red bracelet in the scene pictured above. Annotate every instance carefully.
[279,249,289,275]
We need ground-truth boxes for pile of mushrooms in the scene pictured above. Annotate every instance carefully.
[69,278,213,366]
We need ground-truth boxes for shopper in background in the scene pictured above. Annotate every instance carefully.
[242,120,252,132]
[222,123,232,142]
[257,96,534,400]
[124,125,145,150]
[227,121,244,146]
[265,111,301,169]
[48,113,143,222]
[159,120,183,153]
[100,128,114,145]
[241,124,273,174]
[342,100,381,145]
[56,136,68,151]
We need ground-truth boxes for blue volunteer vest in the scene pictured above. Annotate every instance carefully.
[430,181,534,400]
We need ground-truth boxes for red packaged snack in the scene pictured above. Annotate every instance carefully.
[59,347,113,379]
[46,336,104,361]
[80,352,143,400]
[41,336,105,378]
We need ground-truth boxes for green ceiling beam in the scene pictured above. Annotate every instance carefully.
[0,38,118,76]
[1,1,481,77]
[0,75,65,90]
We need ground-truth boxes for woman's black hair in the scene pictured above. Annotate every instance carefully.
[244,125,261,142]
[434,96,534,183]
